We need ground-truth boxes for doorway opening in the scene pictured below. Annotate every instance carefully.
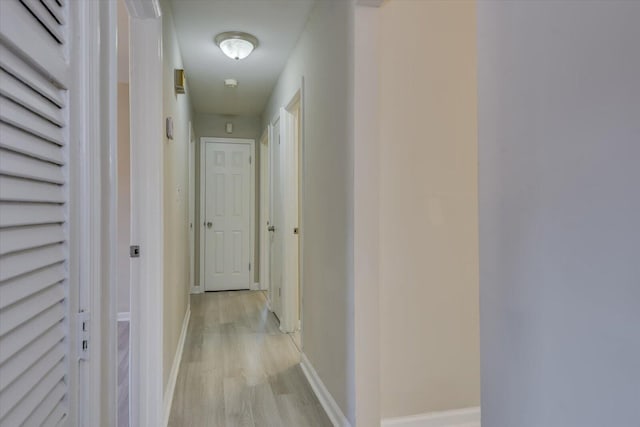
[268,89,303,338]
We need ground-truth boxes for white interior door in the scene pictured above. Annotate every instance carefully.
[270,120,283,318]
[203,142,252,291]
[279,106,300,333]
[0,1,75,425]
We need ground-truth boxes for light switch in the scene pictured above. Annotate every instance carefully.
[166,117,174,140]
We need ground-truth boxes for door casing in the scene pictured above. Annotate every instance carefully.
[188,122,197,293]
[259,127,271,294]
[268,84,304,334]
[269,117,283,318]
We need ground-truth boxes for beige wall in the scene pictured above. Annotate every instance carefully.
[117,82,130,314]
[193,113,262,286]
[353,4,381,425]
[378,0,480,418]
[161,0,194,390]
[262,0,356,422]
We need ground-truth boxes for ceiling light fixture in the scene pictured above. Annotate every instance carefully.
[215,31,259,60]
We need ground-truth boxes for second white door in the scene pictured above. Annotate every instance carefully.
[203,141,252,291]
[270,120,283,318]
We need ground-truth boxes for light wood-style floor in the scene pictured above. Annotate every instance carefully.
[168,291,331,427]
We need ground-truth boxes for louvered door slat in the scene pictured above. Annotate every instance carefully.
[0,98,64,145]
[0,224,65,255]
[0,70,65,126]
[0,342,65,411]
[0,203,65,227]
[0,283,64,335]
[42,398,66,427]
[0,0,70,424]
[0,263,65,309]
[41,0,66,26]
[0,123,64,165]
[0,305,65,364]
[0,1,68,89]
[0,148,65,184]
[0,176,64,203]
[0,246,64,282]
[24,381,66,426]
[20,0,66,44]
[0,361,65,426]
[0,45,64,108]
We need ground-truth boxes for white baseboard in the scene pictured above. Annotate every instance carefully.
[381,407,480,427]
[117,312,130,322]
[163,305,191,427]
[300,353,351,427]
[190,285,203,294]
[252,282,261,290]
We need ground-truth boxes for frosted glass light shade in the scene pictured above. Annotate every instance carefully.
[215,32,258,60]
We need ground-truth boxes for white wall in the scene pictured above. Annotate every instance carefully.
[193,113,262,286]
[262,0,356,422]
[161,0,194,390]
[377,0,480,419]
[117,82,130,314]
[194,113,261,141]
[478,2,640,426]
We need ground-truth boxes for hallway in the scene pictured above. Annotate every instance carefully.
[168,291,331,426]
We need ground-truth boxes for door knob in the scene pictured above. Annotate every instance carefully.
[268,226,275,232]
[207,222,213,228]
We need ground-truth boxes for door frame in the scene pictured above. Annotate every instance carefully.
[259,127,271,293]
[188,121,197,293]
[268,116,280,315]
[268,80,304,334]
[285,89,303,335]
[67,0,118,424]
[125,1,164,426]
[199,137,256,292]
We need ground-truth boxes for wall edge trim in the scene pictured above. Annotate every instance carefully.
[300,353,351,427]
[381,407,480,427]
[162,305,191,426]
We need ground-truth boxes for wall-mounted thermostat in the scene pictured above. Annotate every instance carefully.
[226,122,233,134]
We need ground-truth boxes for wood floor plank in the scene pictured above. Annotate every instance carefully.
[249,382,282,427]
[224,376,254,427]
[167,291,332,427]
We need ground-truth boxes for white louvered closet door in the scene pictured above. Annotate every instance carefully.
[0,0,72,426]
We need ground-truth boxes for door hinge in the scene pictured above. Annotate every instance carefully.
[249,262,251,271]
[249,156,252,164]
[279,288,281,297]
[78,312,90,361]
[130,245,140,258]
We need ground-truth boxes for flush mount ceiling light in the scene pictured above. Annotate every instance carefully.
[215,31,259,60]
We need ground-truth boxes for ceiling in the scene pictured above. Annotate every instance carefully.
[169,0,315,116]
